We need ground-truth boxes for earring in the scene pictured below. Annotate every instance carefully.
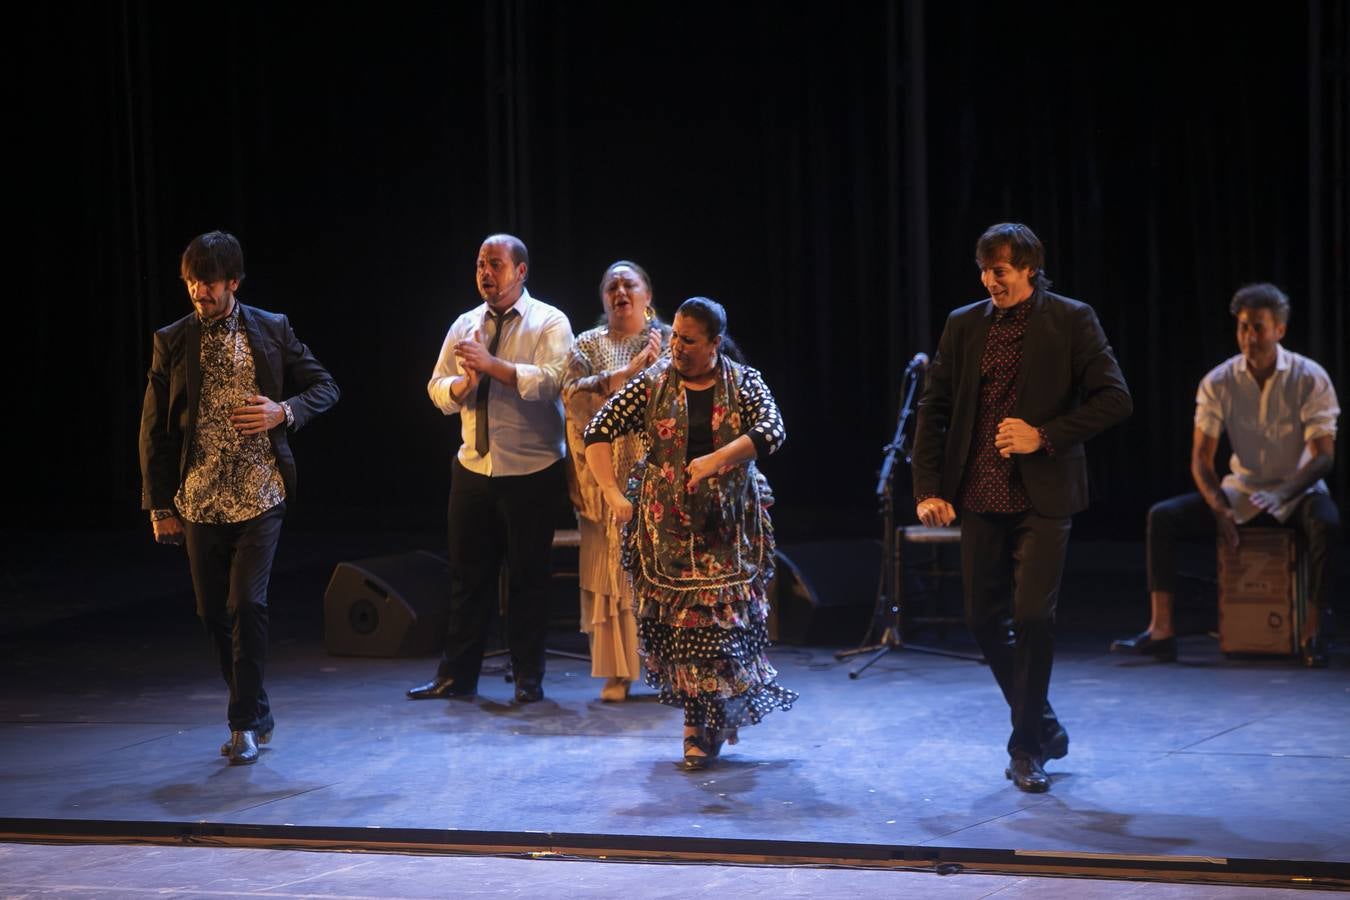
[644,306,655,322]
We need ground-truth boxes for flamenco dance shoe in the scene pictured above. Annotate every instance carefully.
[513,679,544,703]
[1041,726,1069,763]
[681,734,713,770]
[1109,630,1177,662]
[707,727,740,758]
[599,678,631,702]
[406,676,477,700]
[221,727,272,757]
[1005,755,1050,793]
[225,730,260,766]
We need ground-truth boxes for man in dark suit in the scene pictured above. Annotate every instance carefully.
[912,222,1131,792]
[139,231,338,765]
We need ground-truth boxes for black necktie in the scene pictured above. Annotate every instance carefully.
[474,309,515,455]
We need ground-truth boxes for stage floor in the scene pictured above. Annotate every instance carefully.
[1,841,1343,898]
[3,613,1347,870]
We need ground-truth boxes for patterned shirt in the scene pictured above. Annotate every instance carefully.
[175,304,285,524]
[955,296,1053,514]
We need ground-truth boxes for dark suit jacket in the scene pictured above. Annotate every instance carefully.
[912,290,1132,518]
[139,302,340,512]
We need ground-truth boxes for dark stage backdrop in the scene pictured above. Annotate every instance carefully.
[11,1,1347,543]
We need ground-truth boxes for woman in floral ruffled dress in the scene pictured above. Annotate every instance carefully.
[583,296,796,769]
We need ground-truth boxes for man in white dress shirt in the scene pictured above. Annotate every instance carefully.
[408,234,574,702]
[1113,283,1340,666]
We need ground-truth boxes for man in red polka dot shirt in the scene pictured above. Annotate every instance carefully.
[912,223,1132,793]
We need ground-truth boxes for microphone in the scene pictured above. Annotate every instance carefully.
[905,352,929,373]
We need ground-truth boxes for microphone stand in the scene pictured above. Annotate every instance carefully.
[835,361,983,677]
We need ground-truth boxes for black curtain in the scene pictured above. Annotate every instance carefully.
[11,1,1347,543]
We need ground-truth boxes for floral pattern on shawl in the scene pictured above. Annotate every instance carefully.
[584,354,786,630]
[584,353,795,727]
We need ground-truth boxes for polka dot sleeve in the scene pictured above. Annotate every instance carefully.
[738,367,786,457]
[583,373,649,445]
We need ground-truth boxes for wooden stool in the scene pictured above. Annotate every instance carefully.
[897,525,965,636]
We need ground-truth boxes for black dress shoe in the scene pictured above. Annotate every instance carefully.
[1005,755,1050,792]
[226,730,259,765]
[1110,630,1177,662]
[513,681,544,703]
[221,727,272,756]
[1301,636,1329,668]
[1041,726,1069,763]
[406,677,477,700]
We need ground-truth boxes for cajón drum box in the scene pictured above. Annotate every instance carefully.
[1216,528,1308,656]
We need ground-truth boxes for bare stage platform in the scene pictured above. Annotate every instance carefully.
[1,530,1347,896]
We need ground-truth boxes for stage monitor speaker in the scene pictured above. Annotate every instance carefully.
[324,551,451,657]
[769,540,879,646]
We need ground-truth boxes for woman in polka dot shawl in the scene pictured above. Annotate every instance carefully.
[583,296,797,769]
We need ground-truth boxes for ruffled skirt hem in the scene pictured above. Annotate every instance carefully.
[637,618,798,730]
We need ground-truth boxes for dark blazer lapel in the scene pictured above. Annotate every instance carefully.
[185,315,202,439]
[241,305,279,396]
[1014,293,1056,409]
[961,301,996,405]
[972,299,996,343]
[947,301,995,489]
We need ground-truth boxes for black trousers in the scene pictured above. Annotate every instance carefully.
[183,502,285,734]
[1147,491,1340,622]
[961,508,1071,760]
[439,458,566,684]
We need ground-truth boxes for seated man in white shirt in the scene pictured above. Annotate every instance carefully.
[1113,283,1340,667]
